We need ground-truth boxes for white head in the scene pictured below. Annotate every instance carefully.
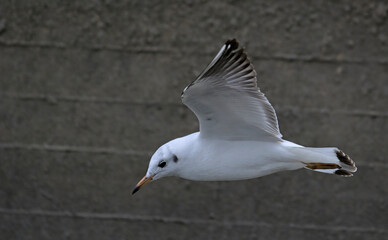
[132,143,180,194]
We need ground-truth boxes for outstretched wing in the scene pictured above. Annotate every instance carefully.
[181,39,282,141]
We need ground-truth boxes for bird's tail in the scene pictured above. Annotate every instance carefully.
[289,147,357,176]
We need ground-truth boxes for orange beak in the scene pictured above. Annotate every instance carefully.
[132,175,154,195]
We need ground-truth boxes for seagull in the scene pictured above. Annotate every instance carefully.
[132,39,357,194]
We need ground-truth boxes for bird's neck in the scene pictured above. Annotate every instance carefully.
[165,132,201,175]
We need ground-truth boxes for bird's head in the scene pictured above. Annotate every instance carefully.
[132,144,180,194]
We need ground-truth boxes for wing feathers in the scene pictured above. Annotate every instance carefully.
[182,39,282,140]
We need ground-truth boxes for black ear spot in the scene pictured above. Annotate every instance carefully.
[173,155,179,163]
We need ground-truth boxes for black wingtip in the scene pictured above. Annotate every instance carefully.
[225,38,239,49]
[335,169,353,177]
[132,186,140,195]
[335,150,355,168]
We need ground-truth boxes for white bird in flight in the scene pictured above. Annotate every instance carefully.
[132,39,357,194]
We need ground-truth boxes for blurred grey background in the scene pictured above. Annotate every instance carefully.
[0,1,387,239]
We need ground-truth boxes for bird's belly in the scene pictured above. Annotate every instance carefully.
[183,160,295,181]
[178,140,299,181]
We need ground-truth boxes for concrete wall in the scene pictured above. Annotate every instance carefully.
[1,1,387,239]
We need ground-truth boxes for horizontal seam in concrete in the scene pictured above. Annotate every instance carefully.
[276,106,388,118]
[0,40,170,54]
[1,40,387,65]
[0,208,386,234]
[2,92,387,118]
[0,142,385,168]
[0,142,152,157]
[0,92,179,107]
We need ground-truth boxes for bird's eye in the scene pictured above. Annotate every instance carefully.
[158,161,166,168]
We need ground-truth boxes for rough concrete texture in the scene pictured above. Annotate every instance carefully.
[0,1,387,239]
